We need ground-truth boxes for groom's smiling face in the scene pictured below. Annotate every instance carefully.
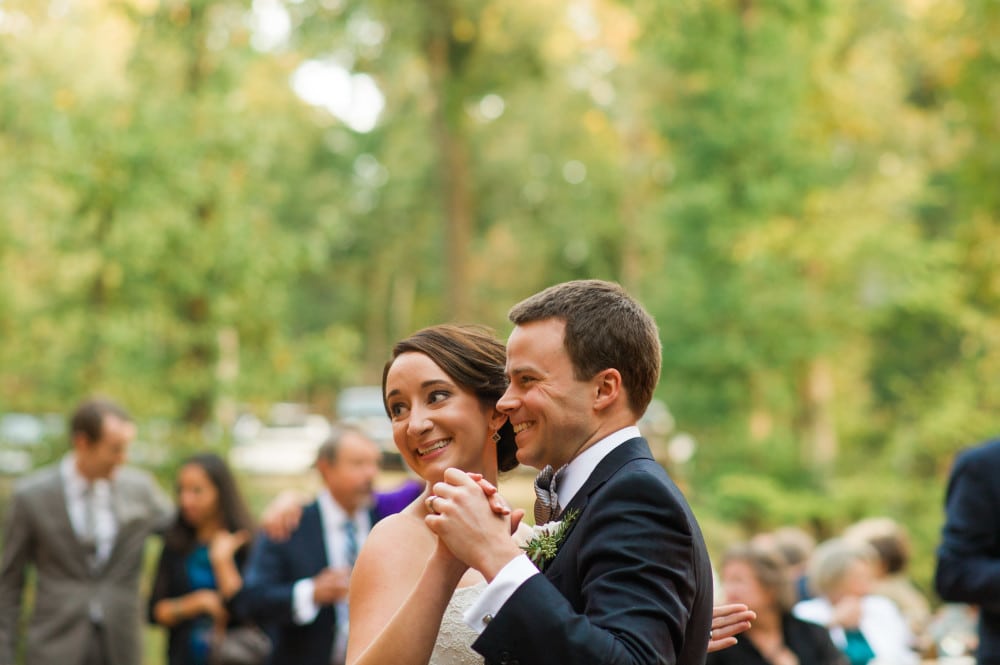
[499,318,599,470]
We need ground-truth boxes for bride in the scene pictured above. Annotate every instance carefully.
[347,324,515,665]
[347,324,753,665]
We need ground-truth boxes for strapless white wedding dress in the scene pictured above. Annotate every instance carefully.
[428,582,486,665]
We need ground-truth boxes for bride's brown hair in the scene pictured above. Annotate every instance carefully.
[382,324,518,472]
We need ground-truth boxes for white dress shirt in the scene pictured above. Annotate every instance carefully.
[60,454,117,565]
[793,594,919,665]
[463,425,642,633]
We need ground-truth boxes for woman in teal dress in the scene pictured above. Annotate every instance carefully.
[149,453,258,665]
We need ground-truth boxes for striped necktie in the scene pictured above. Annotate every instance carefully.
[344,519,358,568]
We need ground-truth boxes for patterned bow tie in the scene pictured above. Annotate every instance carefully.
[533,464,567,525]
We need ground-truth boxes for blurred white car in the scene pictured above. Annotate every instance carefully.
[229,404,332,475]
[336,386,401,468]
[0,413,63,474]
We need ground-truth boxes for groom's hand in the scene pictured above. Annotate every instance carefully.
[425,468,524,581]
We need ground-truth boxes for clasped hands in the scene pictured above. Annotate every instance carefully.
[424,468,526,581]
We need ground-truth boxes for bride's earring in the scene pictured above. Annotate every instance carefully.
[491,431,501,444]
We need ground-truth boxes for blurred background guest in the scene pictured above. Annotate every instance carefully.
[754,526,816,603]
[0,398,174,665]
[794,538,917,665]
[149,453,259,665]
[231,428,382,665]
[843,517,930,646]
[708,543,844,665]
[373,477,425,517]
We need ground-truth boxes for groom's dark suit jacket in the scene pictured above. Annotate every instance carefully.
[473,437,714,665]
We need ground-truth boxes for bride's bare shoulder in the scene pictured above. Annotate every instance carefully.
[353,508,434,595]
[364,509,434,555]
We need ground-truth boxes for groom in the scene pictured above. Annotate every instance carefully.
[427,280,715,665]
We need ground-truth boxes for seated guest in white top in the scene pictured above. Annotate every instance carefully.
[794,538,917,665]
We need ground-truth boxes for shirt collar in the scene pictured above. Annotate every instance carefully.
[60,454,110,497]
[317,489,368,529]
[61,454,84,495]
[555,425,641,510]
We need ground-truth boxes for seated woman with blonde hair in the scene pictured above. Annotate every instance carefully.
[793,538,918,665]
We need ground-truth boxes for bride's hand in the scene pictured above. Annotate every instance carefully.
[464,472,524,535]
[466,472,510,516]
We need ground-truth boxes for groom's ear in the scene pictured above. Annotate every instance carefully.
[592,368,623,412]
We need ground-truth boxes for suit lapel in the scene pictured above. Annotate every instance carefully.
[103,474,136,570]
[301,503,331,570]
[558,437,653,519]
[39,468,94,575]
[543,437,654,577]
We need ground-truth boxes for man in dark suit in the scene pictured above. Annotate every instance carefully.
[231,427,382,665]
[0,398,174,665]
[935,437,1000,665]
[427,280,715,665]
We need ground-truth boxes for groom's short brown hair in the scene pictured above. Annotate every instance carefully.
[508,279,661,417]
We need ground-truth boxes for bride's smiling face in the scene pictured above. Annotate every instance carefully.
[384,351,500,483]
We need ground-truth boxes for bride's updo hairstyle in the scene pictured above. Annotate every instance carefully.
[381,324,519,473]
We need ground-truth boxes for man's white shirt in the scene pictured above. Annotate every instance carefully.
[463,425,642,632]
[61,454,117,564]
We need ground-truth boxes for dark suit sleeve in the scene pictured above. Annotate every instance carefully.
[473,467,707,665]
[128,467,175,535]
[815,627,848,665]
[704,648,736,665]
[704,639,753,665]
[935,446,1000,612]
[228,532,299,625]
[0,488,32,665]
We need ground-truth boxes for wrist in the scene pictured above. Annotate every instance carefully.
[431,542,468,574]
[171,598,184,622]
[480,545,525,583]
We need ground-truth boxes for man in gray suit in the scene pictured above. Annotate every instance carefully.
[0,398,174,665]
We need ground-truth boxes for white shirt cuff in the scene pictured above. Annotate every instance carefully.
[462,554,539,635]
[292,578,320,625]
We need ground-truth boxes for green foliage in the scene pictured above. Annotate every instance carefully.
[0,0,997,609]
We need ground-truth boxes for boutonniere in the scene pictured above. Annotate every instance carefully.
[514,510,578,571]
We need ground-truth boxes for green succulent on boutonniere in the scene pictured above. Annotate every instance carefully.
[515,510,579,571]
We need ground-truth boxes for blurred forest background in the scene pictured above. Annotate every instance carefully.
[1,0,998,605]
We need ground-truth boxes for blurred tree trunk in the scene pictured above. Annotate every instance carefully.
[426,2,474,320]
[363,262,392,381]
[178,5,217,429]
[617,121,645,293]
[800,357,837,468]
